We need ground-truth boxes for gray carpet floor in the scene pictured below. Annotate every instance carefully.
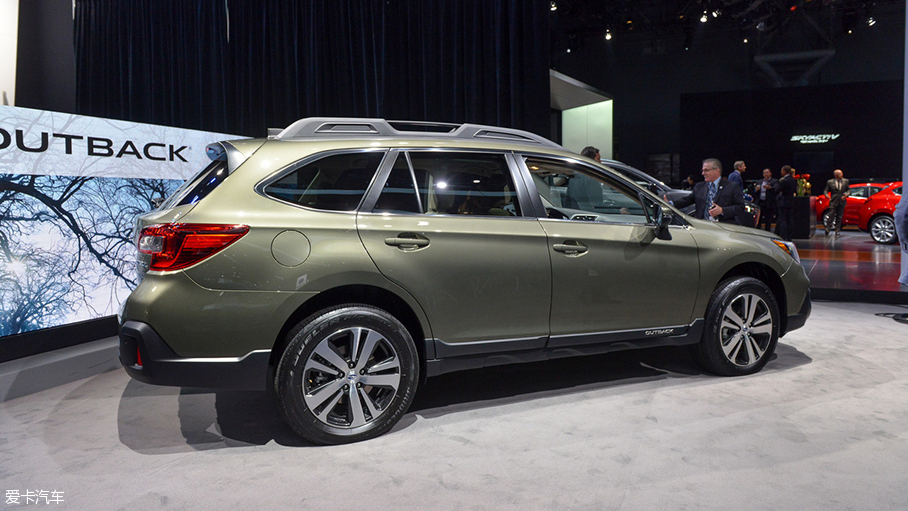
[1,300,907,510]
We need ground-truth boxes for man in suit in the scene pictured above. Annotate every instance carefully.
[824,168,850,236]
[728,160,746,190]
[754,167,779,232]
[776,165,798,241]
[672,158,745,224]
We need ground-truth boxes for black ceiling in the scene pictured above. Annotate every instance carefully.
[550,0,904,44]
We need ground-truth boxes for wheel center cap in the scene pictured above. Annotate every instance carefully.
[347,370,359,384]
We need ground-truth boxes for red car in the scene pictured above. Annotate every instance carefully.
[857,181,902,244]
[815,181,902,243]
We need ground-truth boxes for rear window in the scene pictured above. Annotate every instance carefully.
[264,152,384,211]
[158,159,229,209]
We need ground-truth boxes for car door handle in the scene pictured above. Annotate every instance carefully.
[385,234,430,250]
[553,241,588,255]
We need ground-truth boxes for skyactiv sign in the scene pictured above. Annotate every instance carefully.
[0,105,240,180]
[790,134,840,144]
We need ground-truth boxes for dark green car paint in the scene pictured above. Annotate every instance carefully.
[121,128,809,387]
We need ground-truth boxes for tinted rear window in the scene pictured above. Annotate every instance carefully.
[160,159,229,209]
[264,152,385,211]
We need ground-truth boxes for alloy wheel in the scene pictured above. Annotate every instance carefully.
[719,293,774,367]
[302,326,402,429]
[870,216,896,244]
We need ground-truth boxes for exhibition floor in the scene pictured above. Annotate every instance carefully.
[2,300,908,510]
[795,229,907,303]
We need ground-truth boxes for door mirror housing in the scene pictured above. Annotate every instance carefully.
[640,192,673,240]
[653,204,673,240]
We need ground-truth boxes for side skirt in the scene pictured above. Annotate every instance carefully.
[425,319,704,377]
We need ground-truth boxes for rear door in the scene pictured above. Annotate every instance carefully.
[357,150,552,355]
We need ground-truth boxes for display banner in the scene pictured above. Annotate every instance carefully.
[0,106,241,337]
[0,105,237,179]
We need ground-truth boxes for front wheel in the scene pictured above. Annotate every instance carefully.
[870,215,898,244]
[276,304,419,444]
[693,277,780,376]
[822,209,833,231]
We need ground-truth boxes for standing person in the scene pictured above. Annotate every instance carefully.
[754,167,779,232]
[776,165,798,241]
[682,175,696,190]
[728,160,746,190]
[580,146,600,162]
[671,158,745,224]
[824,168,850,236]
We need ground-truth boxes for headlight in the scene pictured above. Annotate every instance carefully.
[772,239,800,264]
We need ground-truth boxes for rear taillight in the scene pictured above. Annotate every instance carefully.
[137,223,249,271]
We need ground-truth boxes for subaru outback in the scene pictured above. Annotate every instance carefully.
[119,118,811,444]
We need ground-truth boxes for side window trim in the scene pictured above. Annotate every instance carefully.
[255,148,388,213]
[403,152,425,214]
[358,148,402,213]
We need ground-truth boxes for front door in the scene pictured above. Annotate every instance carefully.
[519,155,701,345]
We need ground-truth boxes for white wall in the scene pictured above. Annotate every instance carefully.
[561,101,613,159]
[0,0,19,105]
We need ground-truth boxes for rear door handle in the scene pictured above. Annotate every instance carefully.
[385,234,430,250]
[553,241,588,255]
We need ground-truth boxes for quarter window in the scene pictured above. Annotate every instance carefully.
[373,152,521,217]
[264,152,384,211]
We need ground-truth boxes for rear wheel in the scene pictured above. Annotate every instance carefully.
[694,277,780,376]
[870,215,897,244]
[276,304,419,444]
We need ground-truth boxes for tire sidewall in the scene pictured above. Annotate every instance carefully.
[871,216,896,244]
[276,305,419,445]
[698,277,780,376]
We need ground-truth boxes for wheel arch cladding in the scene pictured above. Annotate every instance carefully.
[267,285,428,388]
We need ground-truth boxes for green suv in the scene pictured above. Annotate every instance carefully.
[119,118,811,444]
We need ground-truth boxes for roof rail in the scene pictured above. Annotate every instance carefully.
[272,117,563,150]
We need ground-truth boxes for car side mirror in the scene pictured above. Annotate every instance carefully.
[653,204,673,240]
[640,192,673,240]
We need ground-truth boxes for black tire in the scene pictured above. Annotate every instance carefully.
[870,215,898,244]
[822,210,833,231]
[276,304,419,444]
[693,277,780,376]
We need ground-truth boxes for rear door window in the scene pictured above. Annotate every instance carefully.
[372,152,522,217]
[264,152,385,211]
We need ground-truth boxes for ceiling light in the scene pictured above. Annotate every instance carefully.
[605,30,612,40]
[743,38,748,43]
[550,1,557,11]
[866,17,876,26]
[712,10,721,18]
[700,11,708,23]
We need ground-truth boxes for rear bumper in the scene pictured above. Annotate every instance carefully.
[119,321,270,391]
[784,289,811,335]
